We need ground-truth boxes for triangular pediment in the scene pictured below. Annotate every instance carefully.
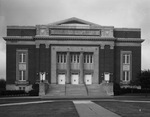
[48,17,101,26]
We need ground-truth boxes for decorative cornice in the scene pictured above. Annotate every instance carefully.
[3,36,34,41]
[7,26,35,29]
[114,28,141,31]
[116,38,144,43]
[34,36,116,41]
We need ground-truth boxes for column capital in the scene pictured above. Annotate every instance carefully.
[110,44,114,49]
[100,44,105,49]
[45,44,49,48]
[36,44,40,48]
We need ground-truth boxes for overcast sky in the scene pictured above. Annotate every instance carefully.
[0,0,150,79]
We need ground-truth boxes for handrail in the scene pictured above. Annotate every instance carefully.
[65,84,66,96]
[84,82,88,96]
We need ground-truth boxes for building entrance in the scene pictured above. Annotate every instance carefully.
[84,74,92,84]
[71,73,79,84]
[58,74,66,84]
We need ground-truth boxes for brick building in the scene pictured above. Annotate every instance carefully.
[3,17,144,97]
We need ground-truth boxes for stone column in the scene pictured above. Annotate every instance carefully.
[36,44,40,81]
[80,52,84,84]
[99,44,105,83]
[45,44,49,82]
[66,52,71,84]
[109,44,114,82]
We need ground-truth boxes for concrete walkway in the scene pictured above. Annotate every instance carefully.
[73,101,121,117]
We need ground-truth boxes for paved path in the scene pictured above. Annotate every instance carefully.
[73,101,121,117]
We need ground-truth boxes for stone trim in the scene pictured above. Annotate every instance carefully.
[116,42,141,47]
[120,51,132,83]
[114,28,141,31]
[116,38,144,42]
[7,26,35,29]
[16,49,28,82]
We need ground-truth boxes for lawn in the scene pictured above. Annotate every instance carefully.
[0,98,42,104]
[94,101,150,117]
[0,101,79,117]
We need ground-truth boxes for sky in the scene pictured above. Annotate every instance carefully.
[0,0,150,79]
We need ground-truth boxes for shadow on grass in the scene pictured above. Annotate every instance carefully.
[94,101,150,117]
[0,101,79,117]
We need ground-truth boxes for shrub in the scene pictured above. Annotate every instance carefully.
[28,83,39,96]
[0,79,6,91]
[114,83,121,95]
[0,90,28,96]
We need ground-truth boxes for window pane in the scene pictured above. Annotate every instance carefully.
[123,54,126,64]
[19,71,22,80]
[19,54,22,62]
[123,71,126,81]
[57,54,59,63]
[74,55,76,63]
[61,55,63,63]
[126,55,130,64]
[90,55,93,63]
[23,71,25,80]
[64,54,66,63]
[23,54,26,62]
[87,55,89,63]
[126,71,130,81]
[84,55,86,63]
[77,55,79,63]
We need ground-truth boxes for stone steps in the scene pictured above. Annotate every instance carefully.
[87,84,108,96]
[66,84,87,96]
[45,83,113,97]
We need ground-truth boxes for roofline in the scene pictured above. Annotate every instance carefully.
[114,28,141,31]
[7,26,36,29]
[48,17,101,26]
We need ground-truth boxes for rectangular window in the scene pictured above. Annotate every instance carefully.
[19,53,26,63]
[19,71,26,81]
[123,54,130,64]
[57,53,67,64]
[123,71,130,81]
[121,51,132,83]
[84,53,93,63]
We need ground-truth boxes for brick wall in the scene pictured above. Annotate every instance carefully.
[6,45,36,84]
[114,46,141,84]
[7,29,36,36]
[114,31,141,38]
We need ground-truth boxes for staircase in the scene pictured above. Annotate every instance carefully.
[66,84,87,96]
[87,84,108,96]
[46,84,65,96]
[43,83,113,98]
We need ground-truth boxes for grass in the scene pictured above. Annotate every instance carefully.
[0,101,79,117]
[94,101,150,117]
[0,98,42,104]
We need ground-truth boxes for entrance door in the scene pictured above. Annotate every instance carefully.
[84,74,92,84]
[104,73,110,82]
[71,73,79,84]
[58,74,66,84]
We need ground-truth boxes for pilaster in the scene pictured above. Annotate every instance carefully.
[80,52,84,84]
[66,52,71,84]
[45,44,49,81]
[36,44,40,81]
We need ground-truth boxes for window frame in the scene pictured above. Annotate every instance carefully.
[121,51,132,83]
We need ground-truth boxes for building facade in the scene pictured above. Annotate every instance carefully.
[3,17,144,96]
